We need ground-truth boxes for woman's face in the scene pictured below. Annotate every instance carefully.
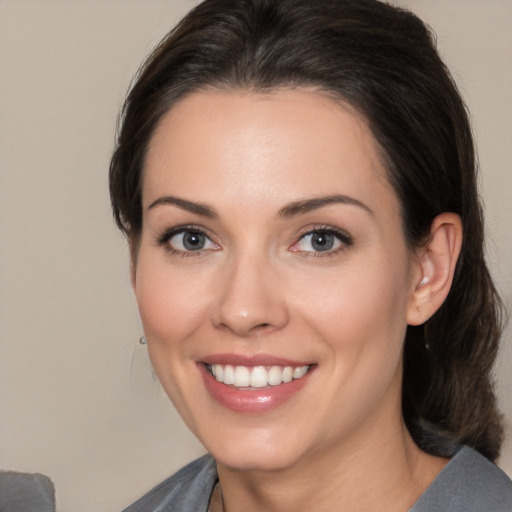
[134,89,421,472]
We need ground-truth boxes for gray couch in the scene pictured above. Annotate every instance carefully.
[0,471,56,512]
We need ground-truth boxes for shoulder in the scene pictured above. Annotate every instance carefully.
[411,446,512,512]
[122,455,217,512]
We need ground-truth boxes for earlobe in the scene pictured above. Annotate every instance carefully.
[407,213,462,326]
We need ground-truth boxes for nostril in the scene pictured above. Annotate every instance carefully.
[251,322,274,333]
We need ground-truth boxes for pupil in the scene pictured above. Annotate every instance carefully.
[183,232,205,250]
[312,232,334,251]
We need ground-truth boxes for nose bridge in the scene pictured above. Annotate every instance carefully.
[213,245,288,336]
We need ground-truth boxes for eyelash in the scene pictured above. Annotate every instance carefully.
[156,224,353,258]
[156,225,219,257]
[291,225,353,257]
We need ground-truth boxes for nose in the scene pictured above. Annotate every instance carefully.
[211,253,289,337]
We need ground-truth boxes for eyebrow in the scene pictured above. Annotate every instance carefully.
[277,194,373,218]
[147,196,218,218]
[147,193,372,219]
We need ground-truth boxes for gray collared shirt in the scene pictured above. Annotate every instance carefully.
[122,446,512,511]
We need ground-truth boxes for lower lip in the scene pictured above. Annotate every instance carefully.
[198,364,313,414]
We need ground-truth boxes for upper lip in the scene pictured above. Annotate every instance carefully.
[200,353,313,367]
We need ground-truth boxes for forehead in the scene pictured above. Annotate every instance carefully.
[143,88,397,217]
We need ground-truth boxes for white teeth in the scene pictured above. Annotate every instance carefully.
[249,366,268,388]
[268,366,283,386]
[234,366,250,387]
[210,364,310,388]
[212,364,223,381]
[223,365,235,385]
[293,366,308,379]
[282,366,293,383]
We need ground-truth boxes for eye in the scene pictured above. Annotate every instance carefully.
[158,227,219,254]
[290,228,352,255]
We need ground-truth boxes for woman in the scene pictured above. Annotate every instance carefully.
[110,0,512,510]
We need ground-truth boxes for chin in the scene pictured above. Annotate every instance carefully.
[201,425,305,473]
[213,447,300,473]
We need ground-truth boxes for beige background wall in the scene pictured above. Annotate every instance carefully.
[0,1,510,511]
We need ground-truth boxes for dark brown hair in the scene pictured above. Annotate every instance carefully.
[110,0,505,460]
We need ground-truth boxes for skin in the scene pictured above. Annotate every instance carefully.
[132,89,462,511]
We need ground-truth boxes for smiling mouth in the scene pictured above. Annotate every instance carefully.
[205,364,311,388]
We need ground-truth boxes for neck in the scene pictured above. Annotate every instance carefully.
[215,416,447,512]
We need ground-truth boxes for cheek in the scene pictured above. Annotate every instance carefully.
[291,257,410,433]
[293,252,411,363]
[133,251,211,420]
[134,251,211,343]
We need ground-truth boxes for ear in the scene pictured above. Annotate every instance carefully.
[407,213,463,326]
